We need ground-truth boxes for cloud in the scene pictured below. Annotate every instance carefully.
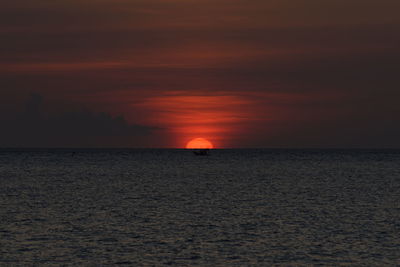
[0,1,399,148]
[0,93,156,147]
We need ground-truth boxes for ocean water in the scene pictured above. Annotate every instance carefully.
[0,149,399,266]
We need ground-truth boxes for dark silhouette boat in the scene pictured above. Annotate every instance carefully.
[193,149,210,156]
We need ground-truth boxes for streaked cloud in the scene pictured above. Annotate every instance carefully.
[0,0,399,147]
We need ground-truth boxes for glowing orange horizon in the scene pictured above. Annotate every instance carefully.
[135,92,257,148]
[186,138,214,149]
[131,91,275,148]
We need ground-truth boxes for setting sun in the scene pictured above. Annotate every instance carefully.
[186,138,214,149]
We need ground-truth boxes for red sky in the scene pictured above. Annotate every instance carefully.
[0,0,399,148]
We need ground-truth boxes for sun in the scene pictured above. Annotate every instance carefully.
[186,138,214,149]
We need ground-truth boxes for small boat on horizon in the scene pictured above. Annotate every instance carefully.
[192,149,210,156]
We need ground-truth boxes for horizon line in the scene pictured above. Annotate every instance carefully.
[0,147,399,150]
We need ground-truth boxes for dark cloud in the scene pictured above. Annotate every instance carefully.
[0,0,399,147]
[0,93,156,147]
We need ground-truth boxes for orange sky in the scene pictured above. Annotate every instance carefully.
[135,92,260,148]
[0,0,399,148]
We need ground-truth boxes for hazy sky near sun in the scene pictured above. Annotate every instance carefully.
[0,0,399,148]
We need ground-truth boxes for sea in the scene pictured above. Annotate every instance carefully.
[0,149,399,266]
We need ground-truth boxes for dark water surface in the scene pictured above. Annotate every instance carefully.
[1,149,399,266]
